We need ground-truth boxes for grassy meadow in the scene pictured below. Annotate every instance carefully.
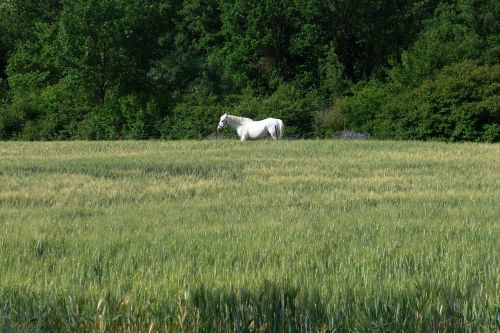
[0,140,499,332]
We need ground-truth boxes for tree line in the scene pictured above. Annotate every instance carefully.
[0,0,498,141]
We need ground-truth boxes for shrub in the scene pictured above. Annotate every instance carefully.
[258,85,323,138]
[76,105,120,140]
[159,101,228,140]
[339,60,499,142]
[119,94,161,139]
[398,61,500,141]
[234,84,325,139]
[313,98,349,138]
[482,124,500,142]
[315,69,381,140]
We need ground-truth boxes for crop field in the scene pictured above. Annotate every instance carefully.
[0,140,499,332]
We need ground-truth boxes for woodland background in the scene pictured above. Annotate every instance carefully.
[0,0,498,141]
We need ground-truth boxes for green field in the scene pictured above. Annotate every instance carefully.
[0,140,499,332]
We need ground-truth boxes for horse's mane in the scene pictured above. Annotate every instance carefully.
[227,114,252,124]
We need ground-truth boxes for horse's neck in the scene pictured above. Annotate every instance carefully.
[227,115,251,128]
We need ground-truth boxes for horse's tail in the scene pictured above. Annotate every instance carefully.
[278,120,284,139]
[273,120,284,140]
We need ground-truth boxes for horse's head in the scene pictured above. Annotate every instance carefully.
[217,113,228,132]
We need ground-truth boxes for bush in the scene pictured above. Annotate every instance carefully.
[399,61,499,141]
[76,89,121,140]
[75,89,163,140]
[324,81,388,138]
[1,92,41,140]
[159,86,326,140]
[333,1,500,142]
[119,94,161,139]
[159,100,228,140]
[313,98,348,138]
[0,74,92,140]
[76,105,120,140]
[232,85,325,139]
[482,124,500,142]
[340,61,500,142]
[0,102,6,139]
[258,85,323,138]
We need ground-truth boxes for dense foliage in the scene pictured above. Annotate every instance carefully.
[0,0,498,141]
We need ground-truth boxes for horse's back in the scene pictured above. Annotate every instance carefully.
[241,117,284,140]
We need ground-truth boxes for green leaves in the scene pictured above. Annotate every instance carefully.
[0,0,497,141]
[334,0,500,142]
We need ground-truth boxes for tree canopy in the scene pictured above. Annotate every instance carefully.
[0,0,498,141]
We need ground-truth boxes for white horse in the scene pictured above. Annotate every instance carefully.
[217,114,284,141]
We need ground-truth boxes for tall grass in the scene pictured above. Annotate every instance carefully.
[0,140,499,332]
